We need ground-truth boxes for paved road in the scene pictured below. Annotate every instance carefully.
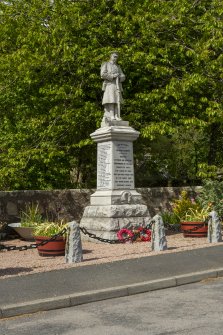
[1,277,223,335]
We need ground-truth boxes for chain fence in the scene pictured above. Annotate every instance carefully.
[0,228,67,252]
[181,223,208,234]
[164,216,212,234]
[165,222,207,234]
[79,220,155,244]
[179,217,209,234]
[0,217,215,251]
[0,221,155,250]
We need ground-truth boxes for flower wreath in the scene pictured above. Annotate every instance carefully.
[117,229,134,242]
[138,227,151,242]
[117,227,151,242]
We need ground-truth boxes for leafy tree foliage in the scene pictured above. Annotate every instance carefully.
[0,0,222,189]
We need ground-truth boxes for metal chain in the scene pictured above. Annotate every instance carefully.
[180,220,208,234]
[0,228,67,252]
[79,227,134,244]
[1,223,153,250]
[164,216,212,234]
[164,223,181,232]
[146,220,154,230]
[80,220,154,244]
[4,216,202,249]
[1,218,214,250]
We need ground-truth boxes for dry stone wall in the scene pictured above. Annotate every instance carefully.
[0,187,201,224]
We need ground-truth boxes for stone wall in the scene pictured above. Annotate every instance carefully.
[0,186,200,224]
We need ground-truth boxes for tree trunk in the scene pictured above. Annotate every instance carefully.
[208,123,220,165]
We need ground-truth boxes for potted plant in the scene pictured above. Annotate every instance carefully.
[8,203,43,241]
[180,207,211,237]
[33,220,67,257]
[172,190,212,237]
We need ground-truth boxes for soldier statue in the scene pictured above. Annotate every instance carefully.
[101,51,125,124]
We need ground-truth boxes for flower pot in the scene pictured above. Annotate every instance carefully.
[8,223,35,241]
[35,236,66,257]
[181,221,208,238]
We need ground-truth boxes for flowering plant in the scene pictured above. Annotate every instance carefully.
[171,190,213,222]
[172,190,200,221]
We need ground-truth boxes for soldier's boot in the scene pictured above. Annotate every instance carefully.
[110,109,115,120]
[114,104,121,120]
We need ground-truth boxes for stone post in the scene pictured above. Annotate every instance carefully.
[65,221,83,263]
[151,214,168,251]
[207,211,222,243]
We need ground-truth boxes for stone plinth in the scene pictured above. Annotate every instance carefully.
[80,202,150,240]
[80,121,151,241]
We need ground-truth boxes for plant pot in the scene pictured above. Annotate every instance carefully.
[35,236,66,257]
[181,221,208,238]
[8,223,35,241]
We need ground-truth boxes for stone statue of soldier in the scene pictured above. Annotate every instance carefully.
[101,51,125,124]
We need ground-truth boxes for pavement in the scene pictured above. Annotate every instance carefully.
[0,244,223,319]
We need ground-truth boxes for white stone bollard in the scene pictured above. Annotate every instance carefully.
[151,214,168,251]
[65,221,83,263]
[207,211,222,243]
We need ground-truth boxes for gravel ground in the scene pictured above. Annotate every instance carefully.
[0,232,222,280]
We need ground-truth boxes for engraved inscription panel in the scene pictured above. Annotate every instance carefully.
[97,142,112,189]
[114,141,134,189]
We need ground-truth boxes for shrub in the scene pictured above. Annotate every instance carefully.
[196,180,223,220]
[172,190,200,221]
[161,211,180,225]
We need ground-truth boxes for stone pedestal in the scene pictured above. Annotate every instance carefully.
[80,121,150,241]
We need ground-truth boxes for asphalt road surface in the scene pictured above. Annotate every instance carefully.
[1,277,223,335]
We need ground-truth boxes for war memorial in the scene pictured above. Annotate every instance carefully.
[80,52,151,240]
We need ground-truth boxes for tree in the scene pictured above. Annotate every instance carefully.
[0,0,222,189]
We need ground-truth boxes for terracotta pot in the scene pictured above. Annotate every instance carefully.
[35,236,66,257]
[181,221,208,238]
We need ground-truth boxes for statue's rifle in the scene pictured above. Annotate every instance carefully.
[116,76,121,119]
